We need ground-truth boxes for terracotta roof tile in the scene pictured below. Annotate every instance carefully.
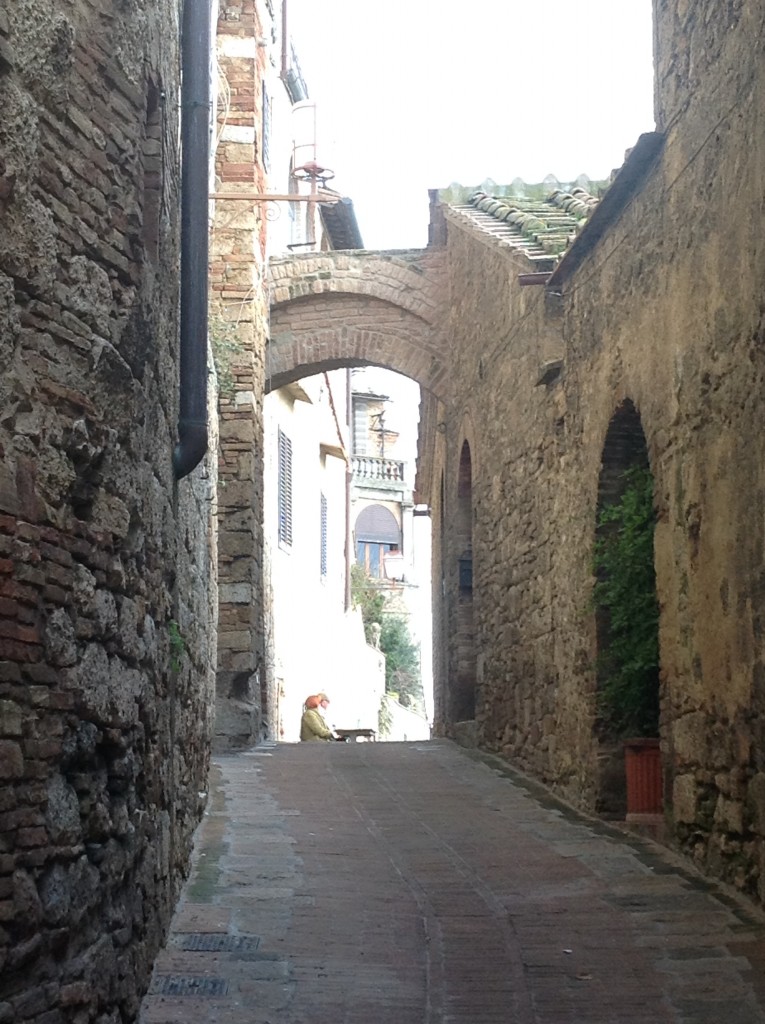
[443,178,607,265]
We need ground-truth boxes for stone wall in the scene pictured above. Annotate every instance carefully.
[428,3,765,904]
[0,0,216,1018]
[434,224,579,784]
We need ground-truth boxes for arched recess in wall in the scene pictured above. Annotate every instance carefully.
[593,399,661,820]
[355,504,401,579]
[451,438,476,723]
[429,467,448,735]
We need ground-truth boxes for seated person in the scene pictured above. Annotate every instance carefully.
[300,695,335,742]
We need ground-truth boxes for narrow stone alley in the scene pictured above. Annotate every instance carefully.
[140,742,765,1024]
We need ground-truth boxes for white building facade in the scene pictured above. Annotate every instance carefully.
[263,372,385,740]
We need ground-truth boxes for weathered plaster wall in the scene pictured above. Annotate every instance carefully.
[430,3,765,903]
[0,0,216,1017]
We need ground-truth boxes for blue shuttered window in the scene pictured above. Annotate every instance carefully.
[320,493,328,578]
[278,429,292,547]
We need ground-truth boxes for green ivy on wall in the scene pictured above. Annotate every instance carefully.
[168,619,185,673]
[350,563,424,712]
[593,464,660,738]
[209,311,243,399]
[350,563,385,628]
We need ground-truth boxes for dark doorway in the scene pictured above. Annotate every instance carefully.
[593,401,661,819]
[451,440,476,724]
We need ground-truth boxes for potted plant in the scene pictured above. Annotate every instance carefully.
[623,737,662,817]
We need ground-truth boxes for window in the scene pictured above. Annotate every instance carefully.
[356,541,398,579]
[320,493,328,578]
[278,429,292,546]
[354,503,402,579]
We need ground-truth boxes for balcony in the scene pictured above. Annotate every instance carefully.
[352,455,405,483]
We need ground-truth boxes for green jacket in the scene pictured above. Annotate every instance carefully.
[300,708,333,742]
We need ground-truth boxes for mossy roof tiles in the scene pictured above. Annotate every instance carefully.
[446,181,605,265]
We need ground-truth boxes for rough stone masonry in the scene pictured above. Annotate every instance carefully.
[0,1,216,1021]
[424,0,765,907]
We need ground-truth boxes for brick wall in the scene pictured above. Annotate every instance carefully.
[267,250,448,395]
[0,0,216,1017]
[210,0,271,748]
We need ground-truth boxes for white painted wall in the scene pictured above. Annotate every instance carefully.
[382,694,430,742]
[264,371,385,741]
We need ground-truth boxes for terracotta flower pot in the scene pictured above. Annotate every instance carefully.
[624,737,662,817]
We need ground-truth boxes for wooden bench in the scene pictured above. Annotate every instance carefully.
[335,728,376,743]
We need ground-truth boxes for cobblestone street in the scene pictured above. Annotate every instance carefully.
[140,741,765,1024]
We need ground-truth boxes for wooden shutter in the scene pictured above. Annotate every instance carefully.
[320,493,328,577]
[278,429,292,546]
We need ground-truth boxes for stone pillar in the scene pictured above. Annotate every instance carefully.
[211,1,271,748]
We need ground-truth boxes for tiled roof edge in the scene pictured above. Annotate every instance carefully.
[547,132,665,288]
[467,186,600,258]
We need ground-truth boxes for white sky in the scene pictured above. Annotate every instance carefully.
[289,0,655,249]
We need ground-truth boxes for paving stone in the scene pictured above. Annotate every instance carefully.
[139,741,765,1024]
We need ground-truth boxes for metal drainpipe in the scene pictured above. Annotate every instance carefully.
[344,368,353,612]
[281,0,288,81]
[173,0,211,480]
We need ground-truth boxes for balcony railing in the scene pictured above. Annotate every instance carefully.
[352,455,405,483]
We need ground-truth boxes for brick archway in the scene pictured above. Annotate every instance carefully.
[267,248,448,396]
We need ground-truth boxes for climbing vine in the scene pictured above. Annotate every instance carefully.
[209,310,243,400]
[351,563,424,711]
[377,696,393,738]
[350,563,385,632]
[379,615,423,710]
[593,465,660,738]
[168,619,185,673]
